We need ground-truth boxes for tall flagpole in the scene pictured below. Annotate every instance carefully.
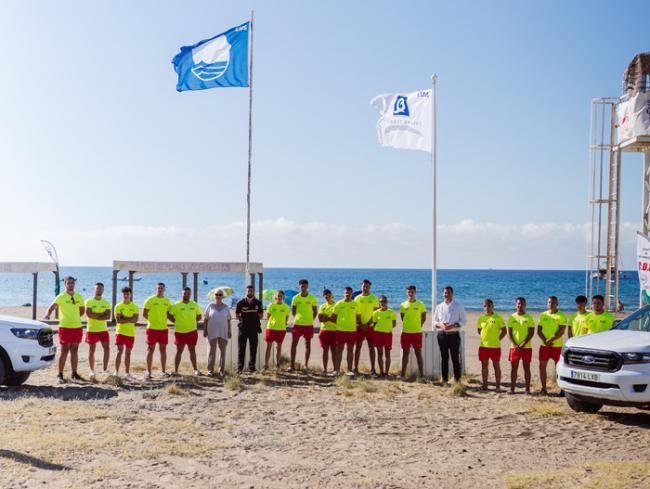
[245,10,255,285]
[431,74,437,326]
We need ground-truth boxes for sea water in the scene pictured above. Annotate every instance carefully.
[0,267,640,312]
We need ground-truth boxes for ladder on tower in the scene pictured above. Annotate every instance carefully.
[587,97,620,311]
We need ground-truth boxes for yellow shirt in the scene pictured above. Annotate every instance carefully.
[85,297,111,333]
[355,294,380,324]
[170,300,202,333]
[584,312,615,334]
[372,308,397,333]
[54,292,85,328]
[266,302,290,331]
[143,295,172,330]
[334,300,359,332]
[477,313,505,348]
[291,293,318,326]
[538,310,567,347]
[400,300,426,333]
[507,313,535,349]
[114,302,139,337]
[318,302,337,332]
[569,311,589,337]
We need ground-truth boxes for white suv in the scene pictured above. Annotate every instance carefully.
[557,306,650,413]
[0,315,56,386]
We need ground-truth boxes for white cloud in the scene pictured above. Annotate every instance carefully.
[0,218,641,269]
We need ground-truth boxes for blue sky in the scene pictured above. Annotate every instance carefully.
[0,0,648,268]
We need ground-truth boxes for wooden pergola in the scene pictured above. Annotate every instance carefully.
[0,262,59,319]
[111,260,264,319]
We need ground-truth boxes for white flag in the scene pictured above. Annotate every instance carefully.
[637,231,650,304]
[370,89,431,152]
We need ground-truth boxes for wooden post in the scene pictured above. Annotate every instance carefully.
[258,273,263,302]
[128,271,134,291]
[193,272,198,302]
[112,269,118,323]
[32,272,38,320]
[182,272,188,289]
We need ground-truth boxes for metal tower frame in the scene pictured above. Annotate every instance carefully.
[587,98,650,310]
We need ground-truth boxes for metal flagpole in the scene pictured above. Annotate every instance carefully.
[245,10,255,285]
[431,74,437,327]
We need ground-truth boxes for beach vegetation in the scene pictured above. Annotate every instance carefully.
[225,375,244,391]
[165,382,186,396]
[526,400,564,416]
[505,461,650,489]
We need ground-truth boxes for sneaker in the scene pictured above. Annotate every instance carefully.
[236,369,243,375]
[144,372,153,381]
[161,371,171,378]
[398,375,407,381]
[352,368,359,375]
[56,373,65,384]
[286,367,294,373]
[538,389,548,396]
[113,371,120,378]
[345,371,355,377]
[89,371,97,382]
[170,371,180,377]
[331,371,339,377]
[125,373,135,382]
[370,370,378,378]
[194,370,201,377]
[71,372,83,382]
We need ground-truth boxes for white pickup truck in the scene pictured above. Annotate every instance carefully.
[0,315,56,386]
[557,305,650,413]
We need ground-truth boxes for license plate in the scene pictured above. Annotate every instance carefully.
[570,370,600,382]
[48,346,57,355]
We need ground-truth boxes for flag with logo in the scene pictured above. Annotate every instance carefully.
[637,231,650,304]
[172,22,250,91]
[370,90,432,152]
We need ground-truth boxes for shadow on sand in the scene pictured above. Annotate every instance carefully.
[0,449,69,471]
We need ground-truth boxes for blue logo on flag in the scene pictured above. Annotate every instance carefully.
[172,22,249,91]
[393,95,409,116]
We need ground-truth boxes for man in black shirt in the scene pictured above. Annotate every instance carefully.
[235,285,264,373]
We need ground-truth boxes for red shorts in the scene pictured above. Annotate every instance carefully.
[509,348,533,363]
[478,346,501,362]
[115,334,135,349]
[539,346,562,362]
[292,325,314,340]
[174,330,198,346]
[356,326,374,345]
[400,332,423,350]
[336,330,356,347]
[373,331,393,351]
[85,331,109,344]
[58,327,83,345]
[265,328,286,344]
[318,330,337,348]
[146,328,169,345]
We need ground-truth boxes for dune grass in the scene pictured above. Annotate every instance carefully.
[224,375,245,391]
[525,400,564,416]
[505,461,650,489]
[165,382,186,395]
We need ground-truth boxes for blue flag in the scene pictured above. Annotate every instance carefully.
[172,22,249,91]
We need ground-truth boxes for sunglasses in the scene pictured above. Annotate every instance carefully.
[215,293,224,297]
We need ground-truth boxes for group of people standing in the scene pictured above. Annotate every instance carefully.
[476,294,615,394]
[43,276,616,389]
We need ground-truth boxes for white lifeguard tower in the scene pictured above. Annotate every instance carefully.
[587,52,650,310]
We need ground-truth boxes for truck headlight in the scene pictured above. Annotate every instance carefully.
[10,328,40,340]
[622,352,650,364]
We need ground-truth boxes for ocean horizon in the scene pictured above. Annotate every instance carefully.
[0,267,640,313]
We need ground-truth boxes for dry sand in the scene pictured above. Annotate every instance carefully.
[1,306,649,488]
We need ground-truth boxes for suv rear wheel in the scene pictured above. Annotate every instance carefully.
[566,393,603,413]
[4,372,31,386]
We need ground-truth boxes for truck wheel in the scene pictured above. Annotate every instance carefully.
[4,372,30,386]
[566,393,603,413]
[0,358,6,385]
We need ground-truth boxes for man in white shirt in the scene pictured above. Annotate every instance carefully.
[433,285,466,383]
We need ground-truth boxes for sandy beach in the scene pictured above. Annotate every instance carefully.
[1,306,649,488]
